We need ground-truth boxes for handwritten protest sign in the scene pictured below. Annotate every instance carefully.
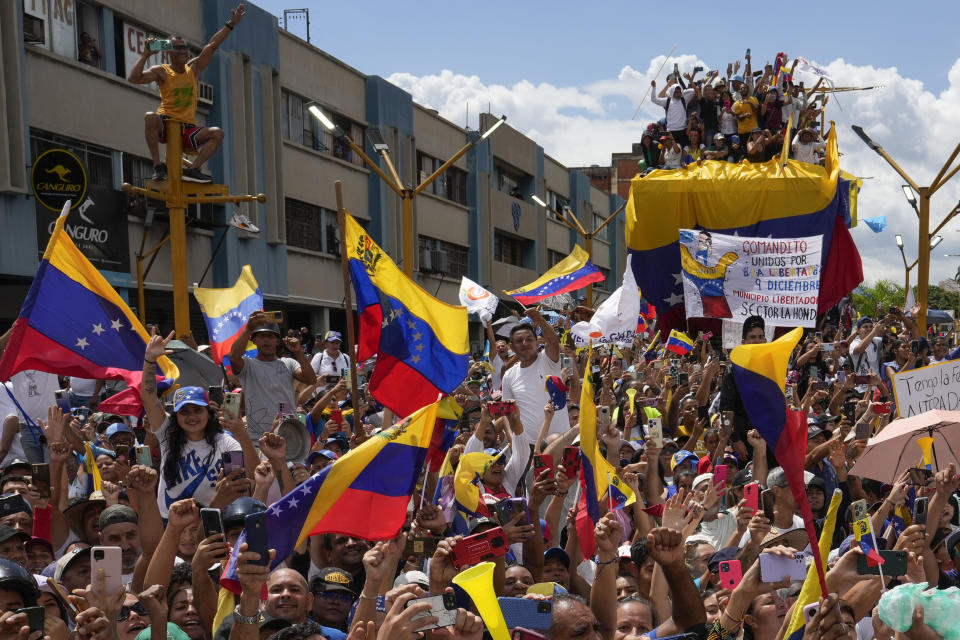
[891,359,960,417]
[679,229,822,327]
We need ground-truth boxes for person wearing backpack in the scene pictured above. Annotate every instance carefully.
[651,78,696,147]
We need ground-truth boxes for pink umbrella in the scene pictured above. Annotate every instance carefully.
[849,410,960,483]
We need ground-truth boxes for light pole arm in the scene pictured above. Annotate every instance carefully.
[898,246,909,270]
[929,161,960,197]
[851,126,921,193]
[930,204,960,237]
[929,140,960,194]
[564,206,590,236]
[413,142,472,197]
[378,150,405,192]
[589,201,627,237]
[342,135,404,195]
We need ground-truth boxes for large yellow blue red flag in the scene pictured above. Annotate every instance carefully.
[665,330,694,355]
[731,327,829,591]
[625,126,862,336]
[345,214,469,417]
[0,201,178,384]
[194,265,262,366]
[219,398,439,593]
[454,451,497,519]
[505,245,605,305]
[575,351,636,558]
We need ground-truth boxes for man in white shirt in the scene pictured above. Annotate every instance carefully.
[651,79,697,146]
[849,316,885,377]
[500,310,570,440]
[310,331,350,382]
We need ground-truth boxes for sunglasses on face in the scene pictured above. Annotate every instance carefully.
[172,45,189,52]
[317,591,355,604]
[119,603,148,621]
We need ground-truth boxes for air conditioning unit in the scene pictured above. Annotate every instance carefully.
[198,81,214,107]
[430,249,448,273]
[419,247,432,272]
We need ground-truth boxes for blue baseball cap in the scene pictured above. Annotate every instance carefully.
[670,449,699,472]
[732,75,745,84]
[173,386,209,412]
[324,330,343,342]
[308,450,337,464]
[104,423,132,439]
[544,547,570,568]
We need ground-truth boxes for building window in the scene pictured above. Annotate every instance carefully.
[23,0,82,60]
[594,212,610,241]
[281,90,365,167]
[122,154,154,189]
[30,130,113,189]
[546,190,570,222]
[416,151,467,205]
[547,249,566,268]
[76,1,104,69]
[494,231,527,267]
[597,266,611,291]
[418,236,468,278]
[284,198,339,255]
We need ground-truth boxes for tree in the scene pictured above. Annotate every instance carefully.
[851,280,904,317]
[928,284,959,317]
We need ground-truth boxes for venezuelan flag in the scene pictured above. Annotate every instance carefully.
[83,442,102,493]
[0,202,178,385]
[345,214,469,417]
[783,489,843,640]
[731,327,829,590]
[665,330,694,355]
[853,516,884,567]
[219,399,439,593]
[575,353,635,558]
[425,397,463,473]
[194,265,262,365]
[625,125,863,337]
[505,246,605,305]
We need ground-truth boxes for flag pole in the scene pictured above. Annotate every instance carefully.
[335,181,361,434]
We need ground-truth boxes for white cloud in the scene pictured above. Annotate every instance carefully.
[389,56,960,289]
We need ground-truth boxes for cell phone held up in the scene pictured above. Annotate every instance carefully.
[406,594,458,631]
[90,546,123,593]
[221,451,244,477]
[450,526,508,569]
[487,401,516,418]
[532,453,554,479]
[718,559,742,589]
[494,497,530,526]
[31,464,50,499]
[244,511,270,565]
[200,508,224,539]
[857,550,908,576]
[561,446,580,477]
[744,482,760,513]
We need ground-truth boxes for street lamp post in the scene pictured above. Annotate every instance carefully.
[308,105,505,279]
[530,194,626,307]
[852,125,960,330]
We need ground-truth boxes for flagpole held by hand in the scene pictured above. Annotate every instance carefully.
[335,180,361,434]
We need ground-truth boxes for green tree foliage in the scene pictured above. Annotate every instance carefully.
[852,280,903,317]
[927,284,959,317]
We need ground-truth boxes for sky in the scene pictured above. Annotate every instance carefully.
[257,0,960,290]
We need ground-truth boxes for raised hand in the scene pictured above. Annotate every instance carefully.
[258,432,287,461]
[167,498,199,531]
[127,465,159,494]
[144,328,175,362]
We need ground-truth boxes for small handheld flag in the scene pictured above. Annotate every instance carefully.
[666,330,694,355]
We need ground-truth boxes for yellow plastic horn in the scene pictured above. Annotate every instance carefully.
[451,561,509,640]
[625,387,637,414]
[917,435,935,470]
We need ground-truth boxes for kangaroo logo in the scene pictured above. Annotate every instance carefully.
[46,165,71,181]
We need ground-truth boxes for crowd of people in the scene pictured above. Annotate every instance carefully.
[0,294,957,640]
[638,52,830,171]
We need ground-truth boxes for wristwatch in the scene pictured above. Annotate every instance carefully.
[233,605,259,625]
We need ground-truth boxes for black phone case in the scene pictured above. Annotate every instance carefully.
[244,512,270,565]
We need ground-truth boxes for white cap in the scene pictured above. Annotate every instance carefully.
[693,473,714,489]
[393,570,429,589]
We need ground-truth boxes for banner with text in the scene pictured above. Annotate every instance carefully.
[891,360,960,417]
[679,229,822,327]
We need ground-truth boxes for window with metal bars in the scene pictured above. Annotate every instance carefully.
[30,130,113,188]
[284,198,338,255]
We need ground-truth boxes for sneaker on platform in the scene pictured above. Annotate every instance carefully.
[182,167,213,183]
[151,163,167,181]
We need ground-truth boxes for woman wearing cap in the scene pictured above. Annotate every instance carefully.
[142,332,246,517]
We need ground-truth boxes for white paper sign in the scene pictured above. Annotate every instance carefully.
[891,360,960,417]
[680,229,822,328]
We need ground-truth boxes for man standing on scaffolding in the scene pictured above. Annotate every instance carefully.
[128,4,246,183]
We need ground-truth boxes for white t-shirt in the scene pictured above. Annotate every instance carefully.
[7,370,59,423]
[237,357,300,438]
[155,418,242,517]
[849,336,883,376]
[501,350,571,440]
[69,378,99,397]
[310,350,349,378]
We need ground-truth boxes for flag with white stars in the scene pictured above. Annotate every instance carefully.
[220,398,440,594]
[194,265,263,365]
[0,202,179,384]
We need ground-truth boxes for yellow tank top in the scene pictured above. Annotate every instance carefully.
[156,64,198,124]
